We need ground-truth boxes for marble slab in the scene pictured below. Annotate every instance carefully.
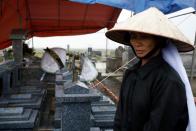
[91,105,116,115]
[0,107,23,116]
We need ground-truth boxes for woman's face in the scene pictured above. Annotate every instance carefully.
[129,33,158,58]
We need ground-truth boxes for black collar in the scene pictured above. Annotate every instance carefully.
[135,54,165,79]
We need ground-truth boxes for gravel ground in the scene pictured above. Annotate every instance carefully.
[98,76,122,98]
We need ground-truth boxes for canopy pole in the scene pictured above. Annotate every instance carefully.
[190,33,196,80]
[32,37,34,50]
[106,38,108,57]
[105,28,108,58]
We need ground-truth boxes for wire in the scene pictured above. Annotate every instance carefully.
[175,14,192,26]
[92,56,137,88]
[168,11,196,19]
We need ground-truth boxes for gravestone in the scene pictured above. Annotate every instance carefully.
[0,77,2,96]
[19,86,47,97]
[115,46,124,58]
[10,29,28,64]
[91,105,116,115]
[55,81,100,131]
[0,62,22,95]
[122,51,128,65]
[106,57,122,72]
[0,93,43,110]
[56,69,72,85]
[0,66,11,96]
[0,107,39,130]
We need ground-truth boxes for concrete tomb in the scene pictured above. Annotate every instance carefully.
[0,107,39,130]
[55,79,100,131]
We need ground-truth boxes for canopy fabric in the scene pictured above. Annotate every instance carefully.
[71,0,196,14]
[0,0,121,49]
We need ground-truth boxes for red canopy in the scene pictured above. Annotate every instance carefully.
[0,0,121,49]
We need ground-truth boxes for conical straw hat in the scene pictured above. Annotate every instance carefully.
[105,7,194,52]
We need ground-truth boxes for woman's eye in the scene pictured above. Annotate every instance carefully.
[131,34,137,39]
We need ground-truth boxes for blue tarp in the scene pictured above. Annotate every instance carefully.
[71,0,196,14]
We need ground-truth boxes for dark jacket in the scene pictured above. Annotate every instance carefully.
[114,54,188,131]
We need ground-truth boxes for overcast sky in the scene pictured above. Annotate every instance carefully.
[26,8,196,50]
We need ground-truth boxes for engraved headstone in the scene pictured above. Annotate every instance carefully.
[115,46,124,58]
[55,80,100,131]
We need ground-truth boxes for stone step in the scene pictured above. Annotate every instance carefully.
[0,95,44,109]
[19,87,47,96]
[91,104,116,129]
[10,94,32,99]
[0,108,39,130]
[93,114,115,120]
[0,108,32,121]
[0,107,23,116]
[91,100,112,106]
[91,105,116,115]
[91,114,115,129]
[8,96,43,109]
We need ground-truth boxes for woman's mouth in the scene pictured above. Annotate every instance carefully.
[135,50,143,54]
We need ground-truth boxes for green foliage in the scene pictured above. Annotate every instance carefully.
[94,55,102,61]
[5,49,14,60]
[23,43,35,57]
[107,50,115,57]
[34,50,44,58]
[0,56,3,63]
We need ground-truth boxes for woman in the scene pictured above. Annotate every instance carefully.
[105,7,196,131]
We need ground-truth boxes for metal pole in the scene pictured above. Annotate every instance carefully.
[106,38,108,57]
[105,28,108,58]
[32,37,34,50]
[190,33,196,80]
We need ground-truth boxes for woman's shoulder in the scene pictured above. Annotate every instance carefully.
[150,60,185,95]
[157,60,184,85]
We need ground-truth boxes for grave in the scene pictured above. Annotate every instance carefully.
[54,69,116,131]
[91,105,116,115]
[55,80,100,131]
[55,69,72,85]
[18,86,47,97]
[91,104,116,129]
[0,78,2,96]
[90,92,116,130]
[0,65,13,95]
[0,107,39,130]
[0,62,22,96]
[0,93,44,110]
[10,29,27,64]
[115,46,124,58]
